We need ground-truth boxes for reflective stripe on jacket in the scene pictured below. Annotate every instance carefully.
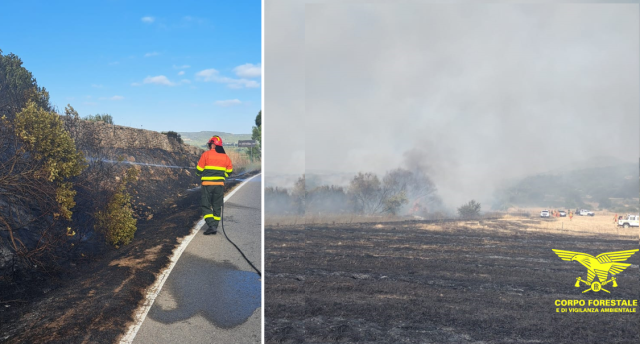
[196,149,233,185]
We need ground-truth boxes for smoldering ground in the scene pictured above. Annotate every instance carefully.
[304,4,639,208]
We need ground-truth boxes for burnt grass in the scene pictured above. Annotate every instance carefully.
[265,221,639,343]
[0,171,255,344]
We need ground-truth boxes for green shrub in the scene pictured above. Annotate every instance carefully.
[14,102,86,219]
[84,113,113,124]
[161,131,183,144]
[458,200,481,219]
[95,167,139,247]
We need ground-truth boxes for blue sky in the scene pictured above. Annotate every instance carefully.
[0,0,261,134]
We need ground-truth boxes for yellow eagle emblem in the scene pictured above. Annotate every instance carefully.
[552,249,638,293]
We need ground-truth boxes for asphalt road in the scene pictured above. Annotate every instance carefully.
[133,174,262,344]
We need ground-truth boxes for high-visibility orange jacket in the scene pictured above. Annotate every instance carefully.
[196,149,233,186]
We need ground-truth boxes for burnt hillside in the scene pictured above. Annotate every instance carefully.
[0,114,205,301]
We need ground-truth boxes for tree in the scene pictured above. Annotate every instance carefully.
[0,51,81,272]
[255,110,261,127]
[0,49,53,120]
[14,102,87,219]
[458,200,481,219]
[247,110,261,160]
[162,131,183,144]
[265,187,294,215]
[383,168,439,213]
[1,101,86,267]
[291,174,305,214]
[349,172,385,214]
[306,185,350,214]
[349,170,434,215]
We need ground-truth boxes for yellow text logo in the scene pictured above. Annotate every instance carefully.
[552,249,639,293]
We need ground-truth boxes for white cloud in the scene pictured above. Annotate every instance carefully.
[131,82,141,87]
[215,99,242,107]
[178,71,185,76]
[180,79,191,84]
[108,61,119,66]
[195,68,261,89]
[144,52,160,57]
[91,84,103,88]
[195,68,219,80]
[141,16,155,23]
[84,102,97,106]
[233,63,262,78]
[143,75,175,86]
[173,64,190,69]
[227,79,260,89]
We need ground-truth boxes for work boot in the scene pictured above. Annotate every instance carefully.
[203,224,218,235]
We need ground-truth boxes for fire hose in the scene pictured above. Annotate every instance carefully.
[220,201,262,277]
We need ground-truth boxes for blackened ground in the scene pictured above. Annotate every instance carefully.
[265,221,639,343]
[0,172,257,344]
[0,146,202,293]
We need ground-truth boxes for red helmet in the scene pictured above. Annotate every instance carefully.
[208,136,223,146]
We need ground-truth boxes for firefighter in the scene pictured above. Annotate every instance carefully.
[196,136,233,235]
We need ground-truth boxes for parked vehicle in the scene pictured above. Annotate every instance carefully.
[558,210,566,217]
[618,215,639,228]
[540,210,550,218]
[578,209,594,216]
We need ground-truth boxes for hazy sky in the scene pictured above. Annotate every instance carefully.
[264,1,306,183]
[304,3,638,207]
[0,0,260,134]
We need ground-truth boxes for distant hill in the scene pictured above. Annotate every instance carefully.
[549,155,633,174]
[178,131,251,149]
[492,159,638,212]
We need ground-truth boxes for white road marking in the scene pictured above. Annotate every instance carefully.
[119,173,261,344]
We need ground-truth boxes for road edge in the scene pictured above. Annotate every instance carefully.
[119,173,261,344]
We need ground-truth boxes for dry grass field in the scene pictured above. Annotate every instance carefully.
[425,211,637,239]
[266,209,638,239]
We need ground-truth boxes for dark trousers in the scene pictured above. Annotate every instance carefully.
[201,185,224,228]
